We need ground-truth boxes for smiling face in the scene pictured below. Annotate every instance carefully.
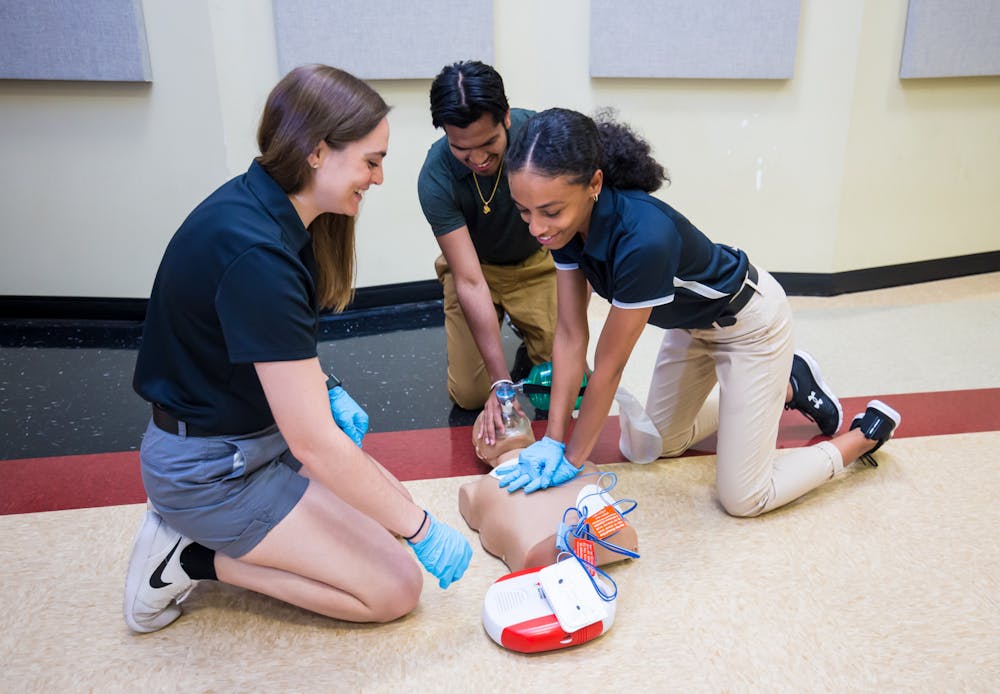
[293,116,389,225]
[508,168,603,249]
[443,111,511,177]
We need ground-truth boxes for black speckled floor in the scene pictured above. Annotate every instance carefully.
[0,301,539,460]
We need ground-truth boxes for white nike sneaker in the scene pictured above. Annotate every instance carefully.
[123,509,197,633]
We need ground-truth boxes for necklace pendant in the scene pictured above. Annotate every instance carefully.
[483,203,491,214]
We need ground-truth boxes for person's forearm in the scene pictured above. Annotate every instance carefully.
[293,432,426,540]
[455,280,509,382]
[544,330,587,443]
[565,364,623,466]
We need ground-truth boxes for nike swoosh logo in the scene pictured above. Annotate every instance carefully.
[150,539,182,589]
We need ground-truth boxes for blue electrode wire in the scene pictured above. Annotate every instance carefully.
[556,471,640,602]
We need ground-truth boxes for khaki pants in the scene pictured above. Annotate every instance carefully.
[636,269,844,517]
[435,248,557,409]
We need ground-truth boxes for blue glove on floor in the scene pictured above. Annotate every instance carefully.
[328,385,369,448]
[408,513,473,589]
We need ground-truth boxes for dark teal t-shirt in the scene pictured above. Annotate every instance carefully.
[417,108,539,265]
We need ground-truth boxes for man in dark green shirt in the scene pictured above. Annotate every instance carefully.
[418,61,557,441]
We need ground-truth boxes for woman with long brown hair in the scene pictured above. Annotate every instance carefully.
[124,65,471,633]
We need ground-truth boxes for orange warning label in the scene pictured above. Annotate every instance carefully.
[586,505,627,539]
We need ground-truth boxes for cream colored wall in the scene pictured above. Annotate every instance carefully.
[1,0,996,299]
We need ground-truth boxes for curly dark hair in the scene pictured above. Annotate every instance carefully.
[506,107,668,192]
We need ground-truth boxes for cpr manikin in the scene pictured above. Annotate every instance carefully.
[459,385,638,573]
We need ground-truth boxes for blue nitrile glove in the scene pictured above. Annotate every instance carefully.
[408,513,473,589]
[523,456,582,494]
[496,456,542,493]
[328,385,369,447]
[513,436,568,493]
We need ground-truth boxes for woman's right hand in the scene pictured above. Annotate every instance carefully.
[407,514,473,589]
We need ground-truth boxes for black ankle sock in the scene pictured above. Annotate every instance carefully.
[179,542,217,581]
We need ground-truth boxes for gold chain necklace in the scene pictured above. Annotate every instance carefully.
[472,158,504,214]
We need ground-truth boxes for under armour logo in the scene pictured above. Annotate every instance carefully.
[808,391,823,408]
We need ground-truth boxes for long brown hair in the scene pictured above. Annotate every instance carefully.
[257,64,389,311]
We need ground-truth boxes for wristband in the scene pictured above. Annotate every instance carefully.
[490,379,514,391]
[403,509,429,542]
[325,374,342,390]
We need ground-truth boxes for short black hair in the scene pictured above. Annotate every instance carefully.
[429,60,509,129]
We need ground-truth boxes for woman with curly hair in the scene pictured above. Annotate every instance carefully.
[497,107,901,517]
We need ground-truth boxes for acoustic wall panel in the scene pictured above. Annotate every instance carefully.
[900,0,1000,78]
[0,0,151,81]
[590,0,801,79]
[273,0,493,80]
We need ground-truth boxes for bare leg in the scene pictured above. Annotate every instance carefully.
[216,481,423,623]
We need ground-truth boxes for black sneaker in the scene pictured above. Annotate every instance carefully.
[849,399,901,467]
[787,350,843,437]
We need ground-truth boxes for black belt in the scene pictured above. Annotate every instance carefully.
[713,263,759,328]
[152,404,218,437]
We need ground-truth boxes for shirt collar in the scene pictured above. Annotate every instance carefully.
[582,187,616,261]
[245,160,312,254]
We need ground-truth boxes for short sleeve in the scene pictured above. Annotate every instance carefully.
[215,246,318,363]
[551,247,580,271]
[610,223,681,310]
[417,146,467,236]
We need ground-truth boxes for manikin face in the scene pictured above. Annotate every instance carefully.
[300,116,389,221]
[443,111,511,177]
[508,168,603,249]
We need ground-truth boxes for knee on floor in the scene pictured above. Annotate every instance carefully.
[659,435,693,459]
[449,384,488,411]
[717,489,768,518]
[367,560,423,623]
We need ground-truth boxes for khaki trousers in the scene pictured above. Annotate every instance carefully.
[635,269,844,517]
[435,248,557,409]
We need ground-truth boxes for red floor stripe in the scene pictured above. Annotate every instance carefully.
[2,388,998,516]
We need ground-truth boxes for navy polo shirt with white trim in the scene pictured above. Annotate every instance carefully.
[551,188,750,330]
[133,160,319,435]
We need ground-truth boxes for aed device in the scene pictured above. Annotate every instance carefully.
[482,561,617,653]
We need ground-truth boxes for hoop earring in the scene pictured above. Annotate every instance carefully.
[593,193,599,202]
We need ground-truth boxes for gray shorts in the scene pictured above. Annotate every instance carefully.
[139,419,308,558]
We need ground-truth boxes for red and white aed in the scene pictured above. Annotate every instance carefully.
[482,561,617,653]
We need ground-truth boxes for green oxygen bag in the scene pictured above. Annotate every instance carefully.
[516,362,588,411]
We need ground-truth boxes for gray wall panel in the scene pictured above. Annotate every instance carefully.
[900,0,1000,78]
[273,0,493,80]
[590,0,800,79]
[0,0,151,81]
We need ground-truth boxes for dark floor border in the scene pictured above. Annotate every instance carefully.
[0,279,444,322]
[772,250,999,297]
[2,251,996,320]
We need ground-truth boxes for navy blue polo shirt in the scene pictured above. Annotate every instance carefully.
[133,160,319,435]
[552,188,750,330]
[417,108,540,265]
